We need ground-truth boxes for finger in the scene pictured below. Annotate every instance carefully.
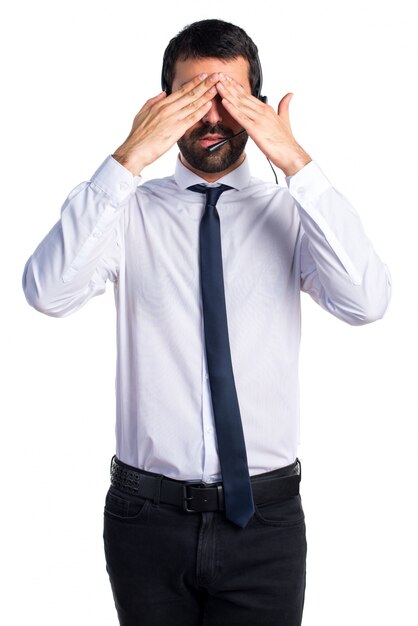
[278,93,293,125]
[217,81,261,119]
[161,74,218,124]
[177,84,217,119]
[181,99,214,127]
[168,72,219,106]
[219,96,255,129]
[218,74,264,112]
[167,73,208,103]
[172,99,215,138]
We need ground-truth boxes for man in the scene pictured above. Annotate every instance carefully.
[23,18,391,626]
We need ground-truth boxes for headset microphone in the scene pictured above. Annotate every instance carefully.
[206,129,247,153]
[161,52,266,153]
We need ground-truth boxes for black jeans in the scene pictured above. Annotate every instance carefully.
[103,470,307,626]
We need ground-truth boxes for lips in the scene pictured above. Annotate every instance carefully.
[199,135,225,148]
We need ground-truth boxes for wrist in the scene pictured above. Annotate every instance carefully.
[112,146,146,177]
[280,148,312,177]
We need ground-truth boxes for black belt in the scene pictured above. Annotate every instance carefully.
[110,455,301,513]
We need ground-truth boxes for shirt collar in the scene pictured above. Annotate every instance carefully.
[174,153,251,191]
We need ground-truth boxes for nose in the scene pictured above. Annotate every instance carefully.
[202,94,223,125]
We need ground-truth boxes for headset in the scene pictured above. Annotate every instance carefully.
[161,52,277,182]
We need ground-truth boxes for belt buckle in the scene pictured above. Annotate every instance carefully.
[182,481,223,513]
[182,482,205,513]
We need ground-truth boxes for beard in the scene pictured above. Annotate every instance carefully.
[177,124,248,173]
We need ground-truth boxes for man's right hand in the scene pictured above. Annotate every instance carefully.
[112,73,220,176]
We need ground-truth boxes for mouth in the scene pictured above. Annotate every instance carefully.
[198,135,226,149]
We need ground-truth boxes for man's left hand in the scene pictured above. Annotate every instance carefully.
[217,74,312,176]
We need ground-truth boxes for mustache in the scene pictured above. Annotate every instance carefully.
[189,124,235,141]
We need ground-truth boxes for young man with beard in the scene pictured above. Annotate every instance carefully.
[23,18,391,626]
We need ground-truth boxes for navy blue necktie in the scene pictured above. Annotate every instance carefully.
[188,184,255,528]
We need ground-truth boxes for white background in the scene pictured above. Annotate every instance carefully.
[1,0,417,624]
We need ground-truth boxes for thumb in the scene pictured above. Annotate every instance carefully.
[277,92,293,126]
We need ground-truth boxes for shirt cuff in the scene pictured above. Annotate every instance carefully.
[285,161,332,205]
[90,155,142,206]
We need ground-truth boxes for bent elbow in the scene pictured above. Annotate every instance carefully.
[345,273,392,326]
[22,260,78,318]
[347,301,390,326]
[322,268,392,326]
[22,281,70,318]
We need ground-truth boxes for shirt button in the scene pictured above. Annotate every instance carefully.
[119,182,130,191]
[206,427,214,434]
[92,230,102,238]
[297,186,305,194]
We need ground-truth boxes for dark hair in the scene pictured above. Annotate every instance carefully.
[161,19,260,96]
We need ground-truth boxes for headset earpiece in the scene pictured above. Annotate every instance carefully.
[254,54,267,103]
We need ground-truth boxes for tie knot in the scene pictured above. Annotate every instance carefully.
[188,184,233,207]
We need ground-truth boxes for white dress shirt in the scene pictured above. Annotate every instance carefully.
[23,155,391,482]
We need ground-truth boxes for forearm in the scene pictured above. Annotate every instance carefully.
[288,162,391,324]
[23,156,137,317]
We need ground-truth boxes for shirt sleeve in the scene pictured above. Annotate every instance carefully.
[285,161,392,325]
[22,156,141,317]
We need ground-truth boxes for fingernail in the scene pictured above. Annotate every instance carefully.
[209,86,217,94]
[210,73,219,82]
[199,73,208,80]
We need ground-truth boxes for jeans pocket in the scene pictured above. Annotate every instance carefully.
[254,494,305,527]
[104,486,150,520]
